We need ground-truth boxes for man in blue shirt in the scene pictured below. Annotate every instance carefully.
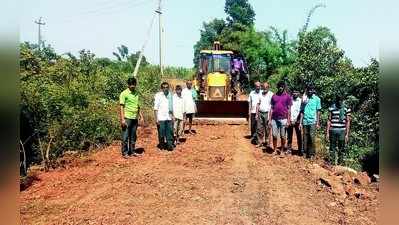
[301,84,321,159]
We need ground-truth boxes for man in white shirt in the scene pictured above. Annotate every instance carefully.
[182,80,198,134]
[256,82,273,148]
[287,89,303,155]
[154,82,174,151]
[173,85,186,145]
[248,81,262,145]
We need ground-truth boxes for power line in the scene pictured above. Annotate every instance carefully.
[66,0,146,17]
[54,0,156,23]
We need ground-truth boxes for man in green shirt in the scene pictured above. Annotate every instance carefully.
[119,77,144,158]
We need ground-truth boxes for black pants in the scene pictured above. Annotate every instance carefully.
[121,118,138,156]
[158,120,174,150]
[329,129,346,165]
[250,113,258,141]
[287,122,302,152]
[303,124,316,158]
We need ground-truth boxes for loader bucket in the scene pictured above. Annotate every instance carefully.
[195,100,249,119]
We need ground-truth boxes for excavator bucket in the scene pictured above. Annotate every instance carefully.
[194,100,249,124]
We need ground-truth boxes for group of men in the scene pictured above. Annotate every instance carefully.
[118,77,197,158]
[249,80,352,165]
[119,77,352,165]
[153,81,197,151]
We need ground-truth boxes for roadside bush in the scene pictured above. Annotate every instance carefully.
[292,28,379,171]
[20,43,186,172]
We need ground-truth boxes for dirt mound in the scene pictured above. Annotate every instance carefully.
[308,163,376,201]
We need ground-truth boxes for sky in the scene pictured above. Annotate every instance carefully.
[19,0,392,68]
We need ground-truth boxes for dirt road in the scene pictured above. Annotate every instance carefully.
[20,125,378,225]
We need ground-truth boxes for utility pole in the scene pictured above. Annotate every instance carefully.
[155,0,164,77]
[35,17,46,51]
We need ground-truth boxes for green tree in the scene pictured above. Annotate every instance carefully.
[270,26,297,65]
[20,42,41,77]
[112,45,149,72]
[218,26,285,80]
[289,26,379,170]
[193,18,226,66]
[296,27,344,89]
[224,0,256,27]
[113,44,129,61]
[78,49,97,77]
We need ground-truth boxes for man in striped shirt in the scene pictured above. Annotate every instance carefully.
[326,96,352,165]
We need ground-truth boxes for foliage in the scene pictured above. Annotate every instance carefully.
[163,66,195,80]
[192,0,379,171]
[224,0,256,27]
[295,27,344,90]
[270,26,297,66]
[20,42,188,171]
[111,45,149,72]
[193,18,226,66]
[292,27,379,171]
[113,45,129,61]
[193,1,296,84]
[302,4,326,33]
[193,21,294,83]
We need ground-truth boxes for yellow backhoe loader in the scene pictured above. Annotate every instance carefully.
[194,41,249,123]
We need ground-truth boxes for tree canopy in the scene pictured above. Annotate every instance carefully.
[224,0,256,27]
